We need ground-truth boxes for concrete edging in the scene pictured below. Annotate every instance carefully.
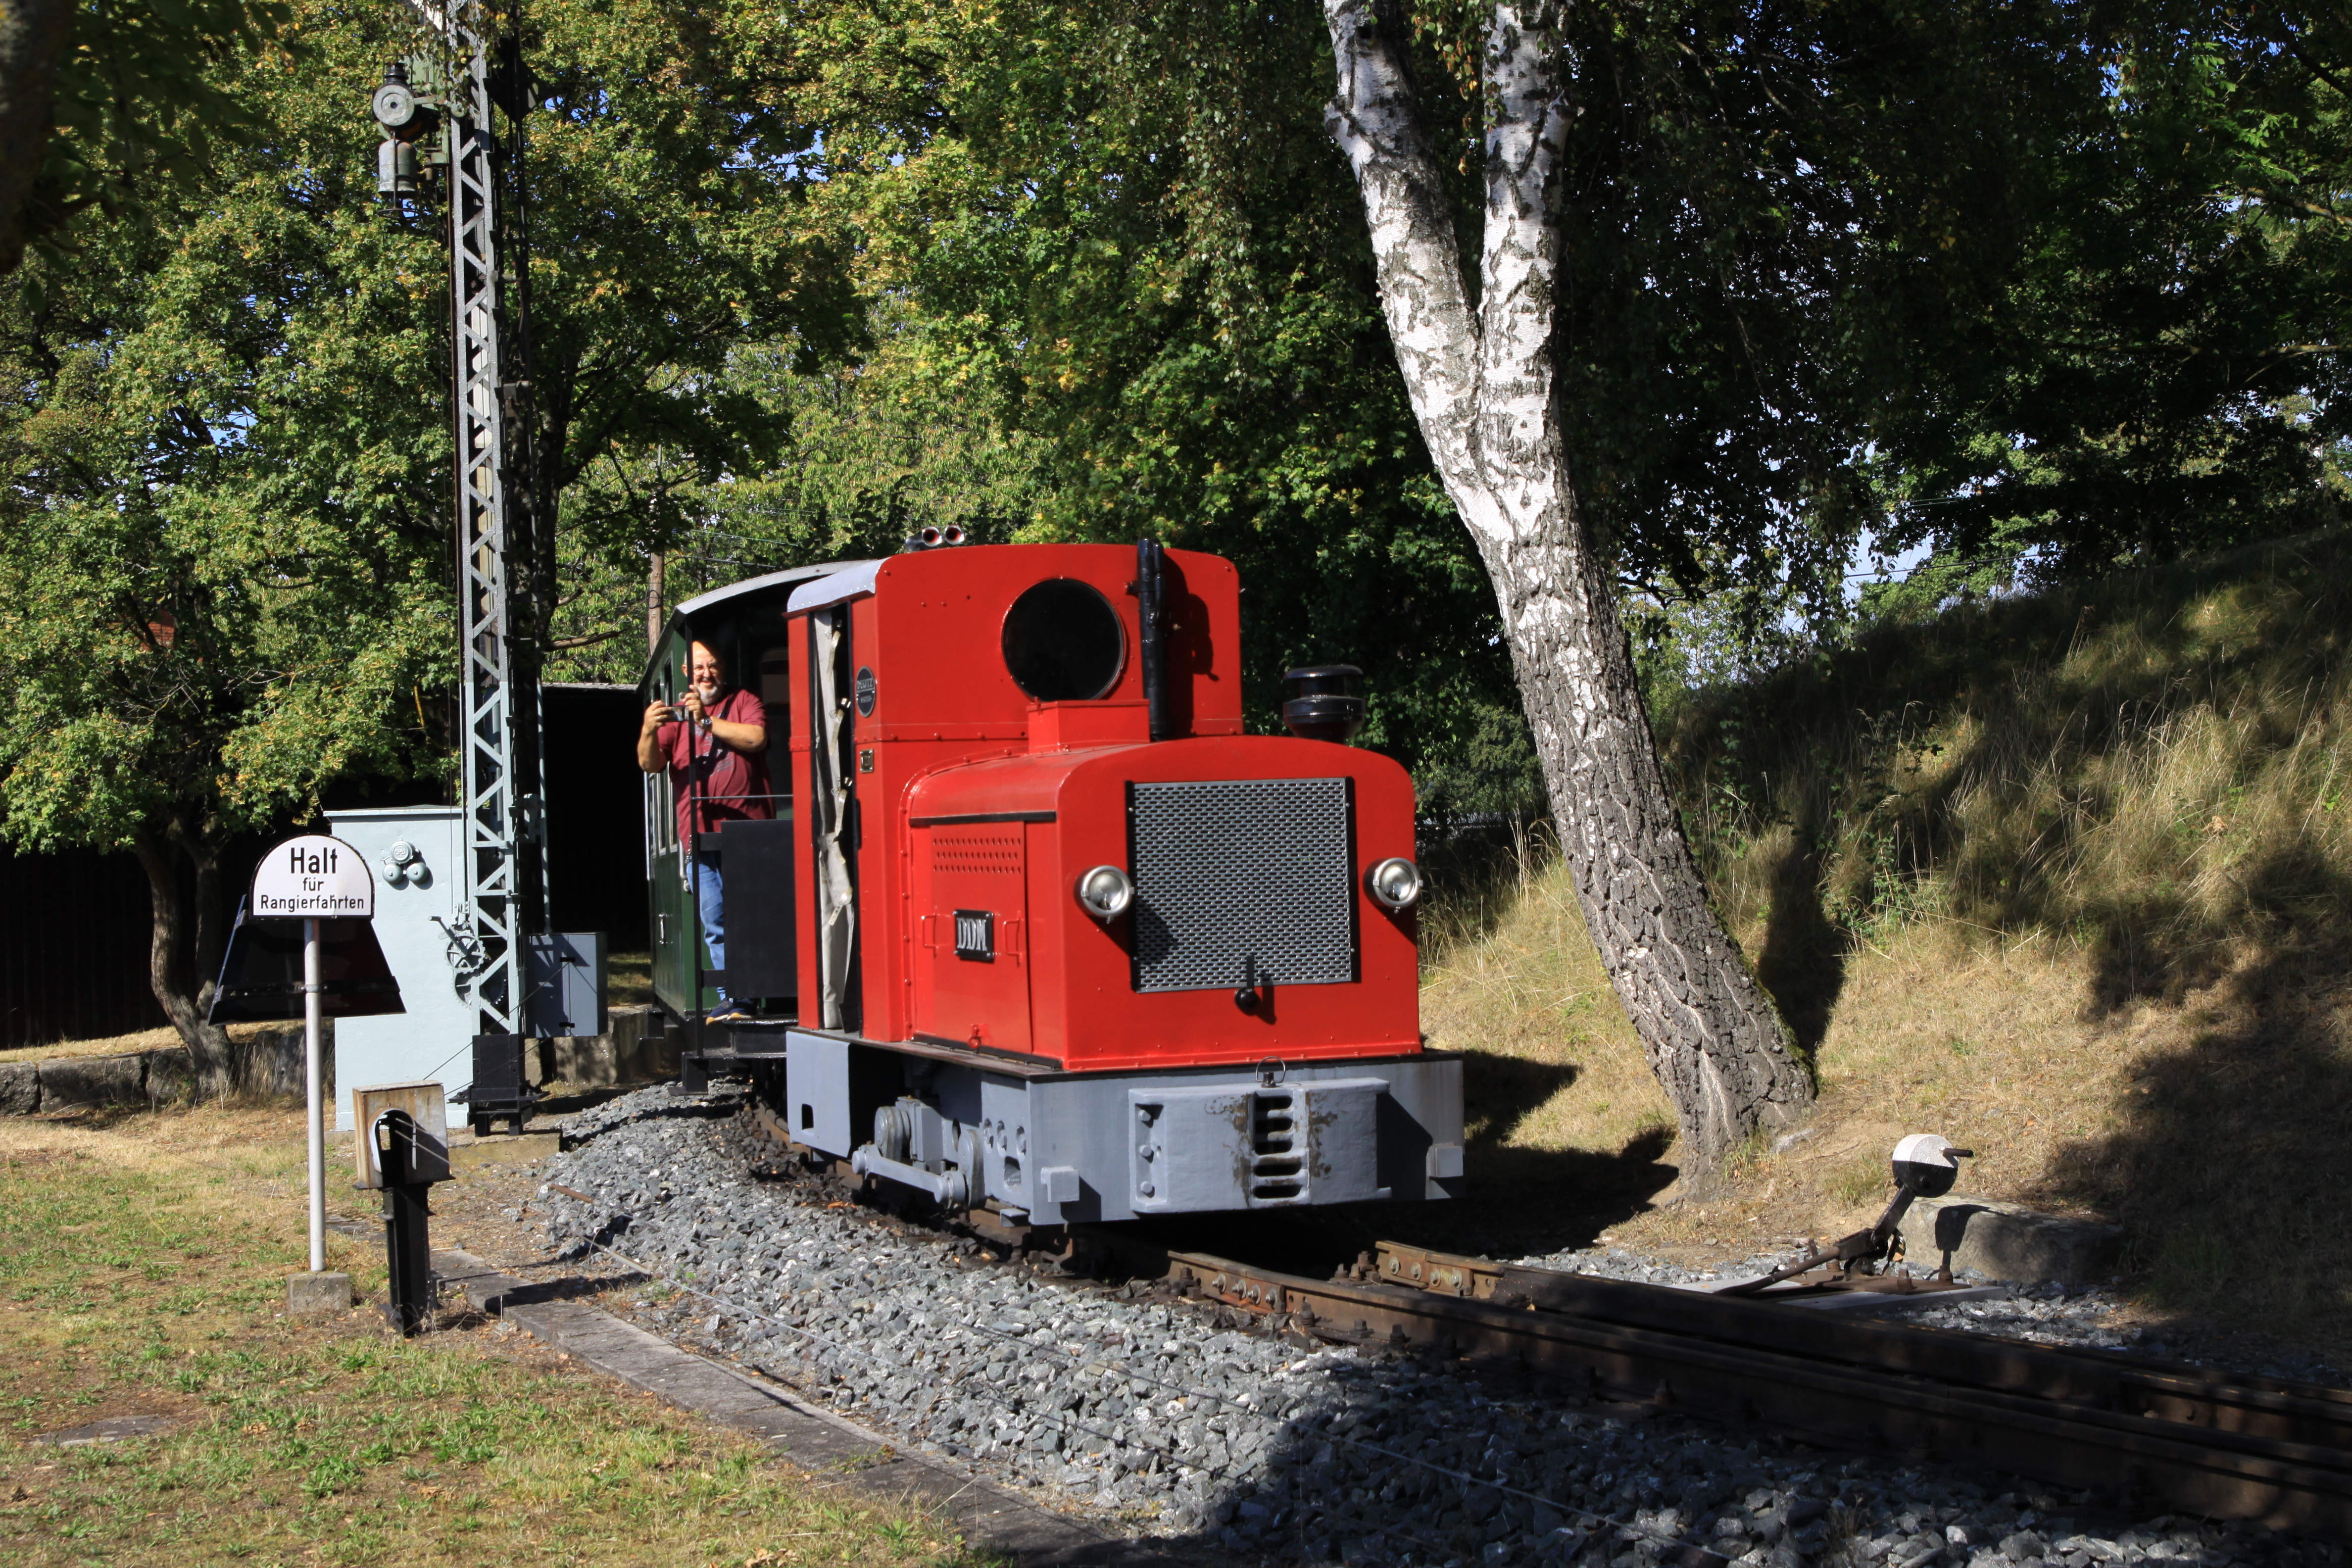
[6,1006,671,1115]
[422,1245,1171,1567]
[532,1006,677,1095]
[1911,1195,2124,1285]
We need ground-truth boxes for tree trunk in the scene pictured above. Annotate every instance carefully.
[131,827,238,1096]
[646,550,666,654]
[0,0,74,275]
[186,829,229,1026]
[1321,0,1813,1176]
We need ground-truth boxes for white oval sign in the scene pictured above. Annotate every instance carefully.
[252,834,375,919]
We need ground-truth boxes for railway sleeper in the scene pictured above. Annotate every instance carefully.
[730,1083,2352,1535]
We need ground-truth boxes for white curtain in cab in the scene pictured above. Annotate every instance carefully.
[809,607,858,1029]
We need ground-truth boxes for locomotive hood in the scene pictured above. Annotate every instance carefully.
[900,734,1421,1072]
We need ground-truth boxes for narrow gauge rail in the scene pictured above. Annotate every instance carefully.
[741,1106,2352,1538]
[1162,1241,2352,1539]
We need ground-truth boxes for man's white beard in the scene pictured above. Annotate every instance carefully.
[694,682,719,704]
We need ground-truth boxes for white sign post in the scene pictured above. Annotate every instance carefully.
[251,835,375,1275]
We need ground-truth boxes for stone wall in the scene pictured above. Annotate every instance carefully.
[0,1026,321,1115]
[5,1007,686,1115]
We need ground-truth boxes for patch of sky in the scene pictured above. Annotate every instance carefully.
[1845,528,1933,600]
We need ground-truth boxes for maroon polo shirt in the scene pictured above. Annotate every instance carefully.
[658,686,774,845]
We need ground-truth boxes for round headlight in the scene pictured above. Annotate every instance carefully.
[1366,856,1422,911]
[1075,865,1134,922]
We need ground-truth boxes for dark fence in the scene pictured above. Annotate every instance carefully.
[0,683,651,1049]
[0,850,165,1046]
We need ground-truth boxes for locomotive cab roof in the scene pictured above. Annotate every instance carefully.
[639,559,879,694]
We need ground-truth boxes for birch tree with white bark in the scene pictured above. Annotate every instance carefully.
[1321,0,1813,1173]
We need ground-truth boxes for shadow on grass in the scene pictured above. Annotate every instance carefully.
[1667,530,2352,1000]
[1145,1123,1683,1289]
[2038,930,2352,1343]
[1462,1050,1582,1150]
[1416,820,1554,963]
[1369,1048,1681,1259]
[2077,837,2352,1014]
[1654,529,2352,1343]
[1753,828,1849,1065]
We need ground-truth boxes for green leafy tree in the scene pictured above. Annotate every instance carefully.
[0,0,289,275]
[780,0,2157,778]
[505,0,853,658]
[1866,3,2352,591]
[546,305,1048,683]
[783,0,2125,1161]
[0,121,452,1088]
[787,1,1530,784]
[0,0,851,1083]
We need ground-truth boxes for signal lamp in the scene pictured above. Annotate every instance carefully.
[372,76,418,130]
[1890,1132,1969,1198]
[371,61,427,196]
[1075,865,1134,922]
[1365,856,1422,911]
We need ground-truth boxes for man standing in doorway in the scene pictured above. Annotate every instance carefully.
[637,640,771,1024]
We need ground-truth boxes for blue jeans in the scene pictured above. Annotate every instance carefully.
[693,849,728,1003]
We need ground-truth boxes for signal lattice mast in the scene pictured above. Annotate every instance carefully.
[378,0,549,1061]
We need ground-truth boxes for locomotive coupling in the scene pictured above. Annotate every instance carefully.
[851,1143,971,1209]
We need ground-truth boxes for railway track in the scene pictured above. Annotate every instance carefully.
[743,1099,2352,1539]
[1159,1239,2352,1538]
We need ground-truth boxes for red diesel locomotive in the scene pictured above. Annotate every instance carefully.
[639,538,1464,1225]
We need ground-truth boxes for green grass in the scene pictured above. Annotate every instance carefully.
[606,952,655,1010]
[1666,529,2352,1012]
[0,1110,980,1568]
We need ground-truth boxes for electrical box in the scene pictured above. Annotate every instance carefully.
[326,806,472,1133]
[351,1081,450,1188]
[525,930,607,1038]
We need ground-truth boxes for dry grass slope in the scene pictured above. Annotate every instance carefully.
[1420,532,2352,1348]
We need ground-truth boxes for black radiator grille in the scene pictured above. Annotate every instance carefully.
[1127,778,1355,993]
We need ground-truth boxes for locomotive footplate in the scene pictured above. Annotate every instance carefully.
[704,1018,793,1057]
[678,1017,794,1092]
